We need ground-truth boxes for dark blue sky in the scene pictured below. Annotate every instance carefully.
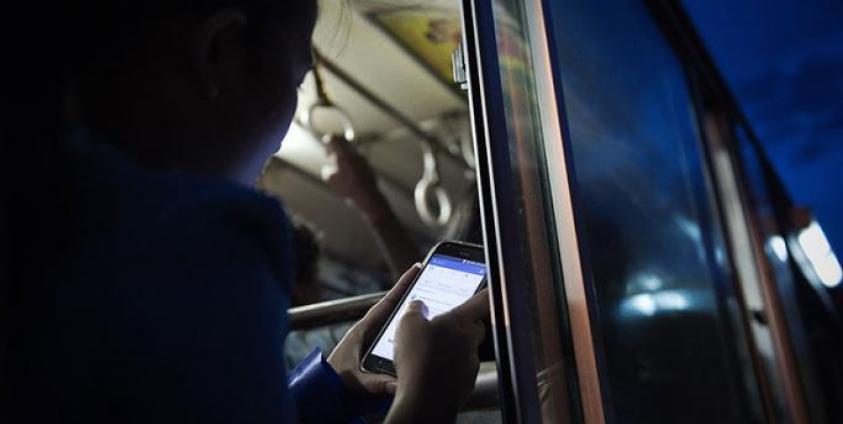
[683,0,843,254]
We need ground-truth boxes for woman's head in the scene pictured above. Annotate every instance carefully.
[64,0,318,184]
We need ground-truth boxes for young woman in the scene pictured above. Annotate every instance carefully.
[7,1,487,422]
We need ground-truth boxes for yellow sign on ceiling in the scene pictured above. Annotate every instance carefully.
[371,8,462,83]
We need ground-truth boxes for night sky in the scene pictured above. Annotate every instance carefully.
[683,0,843,255]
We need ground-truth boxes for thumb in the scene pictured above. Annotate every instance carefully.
[404,300,430,321]
[395,300,430,346]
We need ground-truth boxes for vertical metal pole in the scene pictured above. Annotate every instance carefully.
[462,0,542,421]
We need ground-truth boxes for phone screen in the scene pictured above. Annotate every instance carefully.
[369,253,487,361]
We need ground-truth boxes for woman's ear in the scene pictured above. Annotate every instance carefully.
[194,8,248,99]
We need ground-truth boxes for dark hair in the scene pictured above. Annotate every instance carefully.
[7,1,314,155]
[65,1,316,85]
[4,0,317,339]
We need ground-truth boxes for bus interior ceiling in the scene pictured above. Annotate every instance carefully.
[259,0,476,296]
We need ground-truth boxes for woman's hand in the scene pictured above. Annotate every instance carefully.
[387,289,490,423]
[327,264,421,395]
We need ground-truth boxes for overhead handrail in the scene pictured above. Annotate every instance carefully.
[312,48,469,168]
[309,47,455,228]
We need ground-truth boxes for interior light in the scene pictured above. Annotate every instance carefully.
[814,253,843,288]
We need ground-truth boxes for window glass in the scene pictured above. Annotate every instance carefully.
[487,0,581,421]
[543,1,764,422]
[736,125,843,423]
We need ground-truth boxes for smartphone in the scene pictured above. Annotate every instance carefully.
[361,241,487,376]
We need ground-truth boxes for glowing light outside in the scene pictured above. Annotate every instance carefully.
[629,273,663,293]
[798,222,831,259]
[798,221,842,288]
[768,236,789,262]
[628,294,657,316]
[813,255,843,289]
[623,291,690,317]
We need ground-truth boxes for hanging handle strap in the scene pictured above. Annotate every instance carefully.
[303,103,356,143]
[414,141,453,227]
[303,47,356,143]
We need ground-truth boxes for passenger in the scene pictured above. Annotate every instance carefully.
[323,137,420,279]
[7,1,488,423]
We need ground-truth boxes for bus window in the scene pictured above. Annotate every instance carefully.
[733,124,843,422]
[542,0,765,422]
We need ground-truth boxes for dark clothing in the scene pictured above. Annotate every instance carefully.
[10,130,360,423]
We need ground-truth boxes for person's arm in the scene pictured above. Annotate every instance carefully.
[323,137,418,278]
[121,194,297,423]
[287,348,373,423]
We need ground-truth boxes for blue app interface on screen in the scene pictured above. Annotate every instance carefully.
[371,254,486,360]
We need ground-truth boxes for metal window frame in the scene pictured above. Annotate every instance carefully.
[521,0,609,422]
[462,0,604,421]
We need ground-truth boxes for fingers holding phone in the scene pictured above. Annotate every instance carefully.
[355,241,490,422]
[326,264,421,396]
[441,288,489,348]
[361,242,487,375]
[357,264,422,341]
[390,290,490,422]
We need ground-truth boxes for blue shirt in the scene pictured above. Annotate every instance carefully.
[10,130,371,423]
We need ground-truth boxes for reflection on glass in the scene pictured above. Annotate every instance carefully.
[544,0,763,422]
[488,0,579,422]
[798,221,842,288]
[768,236,789,262]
